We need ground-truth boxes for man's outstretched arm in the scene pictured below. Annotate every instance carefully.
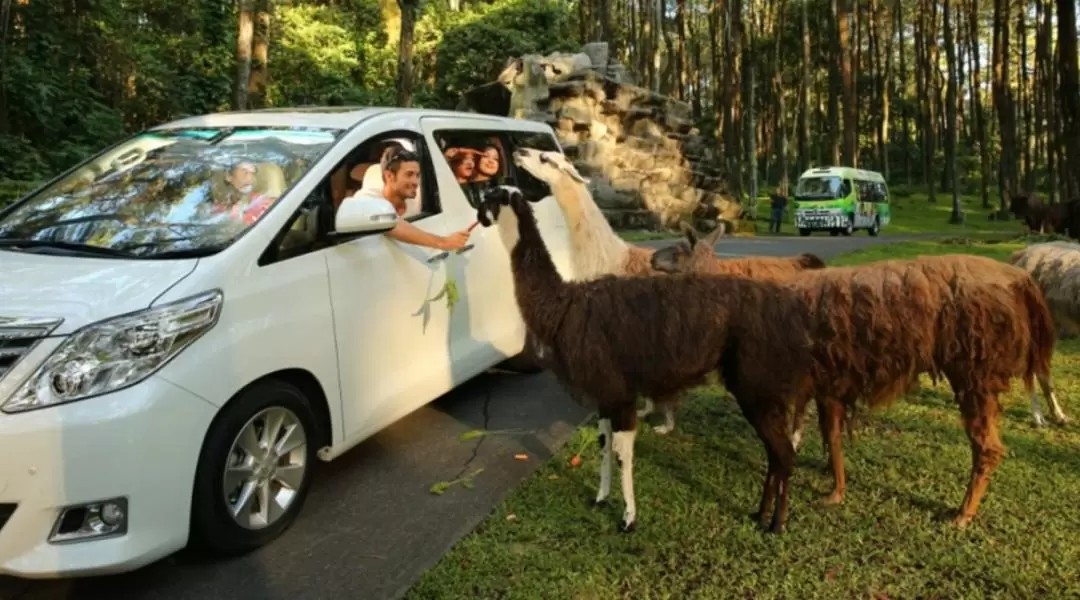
[385,219,469,251]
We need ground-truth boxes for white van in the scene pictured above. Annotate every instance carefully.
[0,107,573,578]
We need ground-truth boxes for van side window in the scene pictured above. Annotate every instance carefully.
[432,130,509,209]
[505,131,562,201]
[258,131,440,266]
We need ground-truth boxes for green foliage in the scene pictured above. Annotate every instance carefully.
[430,0,577,108]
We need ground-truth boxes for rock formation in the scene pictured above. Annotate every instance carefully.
[457,42,741,231]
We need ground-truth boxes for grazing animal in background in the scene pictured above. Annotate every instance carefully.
[513,147,825,435]
[1008,191,1080,237]
[647,240,1059,529]
[475,184,814,533]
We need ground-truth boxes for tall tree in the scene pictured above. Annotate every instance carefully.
[944,0,962,223]
[1057,0,1080,200]
[992,0,1017,207]
[232,0,254,110]
[395,0,419,107]
[838,0,856,165]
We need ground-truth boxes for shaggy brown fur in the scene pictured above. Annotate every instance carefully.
[645,243,1058,529]
[788,255,1056,527]
[651,226,827,279]
[477,185,814,534]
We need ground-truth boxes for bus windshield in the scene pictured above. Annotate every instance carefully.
[795,176,848,200]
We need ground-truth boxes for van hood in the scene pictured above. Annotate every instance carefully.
[0,250,199,335]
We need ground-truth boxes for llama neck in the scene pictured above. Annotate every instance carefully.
[550,179,630,279]
[497,203,569,344]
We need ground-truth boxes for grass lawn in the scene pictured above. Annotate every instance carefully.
[617,190,1026,243]
[406,240,1080,600]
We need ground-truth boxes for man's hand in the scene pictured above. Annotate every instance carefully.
[441,229,471,251]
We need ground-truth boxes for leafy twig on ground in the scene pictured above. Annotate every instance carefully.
[429,467,484,495]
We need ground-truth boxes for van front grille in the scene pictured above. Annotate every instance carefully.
[0,317,63,382]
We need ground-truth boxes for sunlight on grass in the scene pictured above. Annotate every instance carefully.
[406,241,1080,599]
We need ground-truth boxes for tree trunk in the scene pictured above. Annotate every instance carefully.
[897,0,910,183]
[838,0,856,166]
[828,0,842,165]
[774,0,789,193]
[992,0,1017,207]
[797,0,810,174]
[1057,0,1080,201]
[944,0,962,223]
[676,0,687,101]
[248,0,271,109]
[395,0,418,107]
[232,0,254,111]
[970,0,991,208]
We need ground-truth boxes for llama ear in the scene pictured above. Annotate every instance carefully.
[679,220,698,246]
[702,222,725,247]
[554,157,589,185]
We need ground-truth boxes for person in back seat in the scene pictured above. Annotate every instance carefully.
[207,160,279,225]
[344,146,471,251]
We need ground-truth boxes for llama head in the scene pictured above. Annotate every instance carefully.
[477,184,538,227]
[650,221,726,274]
[1007,190,1033,215]
[512,148,589,187]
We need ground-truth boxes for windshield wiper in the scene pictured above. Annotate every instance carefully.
[0,239,136,258]
[141,244,229,259]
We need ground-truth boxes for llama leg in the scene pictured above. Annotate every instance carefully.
[637,398,655,419]
[790,396,812,452]
[652,394,678,435]
[763,410,797,534]
[1038,371,1070,424]
[736,398,781,529]
[954,392,1007,527]
[613,406,639,532]
[820,399,847,505]
[1028,379,1047,427]
[594,416,613,506]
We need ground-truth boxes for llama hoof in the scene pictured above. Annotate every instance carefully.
[821,491,845,506]
[636,408,651,418]
[767,520,786,535]
[1033,416,1047,428]
[652,424,673,435]
[592,497,609,508]
[950,513,973,528]
[618,519,636,533]
[1053,414,1071,426]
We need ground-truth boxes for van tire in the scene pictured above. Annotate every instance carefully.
[868,217,880,237]
[842,217,854,236]
[190,379,318,556]
[799,228,811,237]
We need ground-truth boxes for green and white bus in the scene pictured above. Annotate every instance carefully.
[792,166,891,237]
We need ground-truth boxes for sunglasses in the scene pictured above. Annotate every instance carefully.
[382,147,420,170]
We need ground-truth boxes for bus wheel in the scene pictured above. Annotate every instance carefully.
[799,228,811,237]
[829,229,840,237]
[868,217,880,237]
[842,218,854,236]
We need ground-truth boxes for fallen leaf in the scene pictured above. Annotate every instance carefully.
[514,453,528,461]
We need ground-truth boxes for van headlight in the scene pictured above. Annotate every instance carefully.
[2,290,223,413]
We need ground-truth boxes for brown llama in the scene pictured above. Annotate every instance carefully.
[1008,191,1080,238]
[475,184,814,533]
[514,143,826,436]
[650,241,1058,529]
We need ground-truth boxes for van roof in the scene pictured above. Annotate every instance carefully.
[150,106,553,134]
[797,166,887,182]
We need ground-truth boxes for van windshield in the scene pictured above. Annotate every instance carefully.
[0,126,341,259]
[795,176,848,200]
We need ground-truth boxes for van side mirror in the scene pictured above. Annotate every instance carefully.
[331,195,399,242]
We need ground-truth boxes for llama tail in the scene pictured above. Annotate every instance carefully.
[798,253,827,270]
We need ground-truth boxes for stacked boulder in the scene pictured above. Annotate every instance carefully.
[457,42,741,231]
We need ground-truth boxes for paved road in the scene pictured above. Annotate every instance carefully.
[0,233,921,600]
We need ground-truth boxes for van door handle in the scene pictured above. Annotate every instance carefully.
[455,243,475,255]
[427,251,450,264]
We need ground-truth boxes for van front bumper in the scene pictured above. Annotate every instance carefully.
[0,376,216,579]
